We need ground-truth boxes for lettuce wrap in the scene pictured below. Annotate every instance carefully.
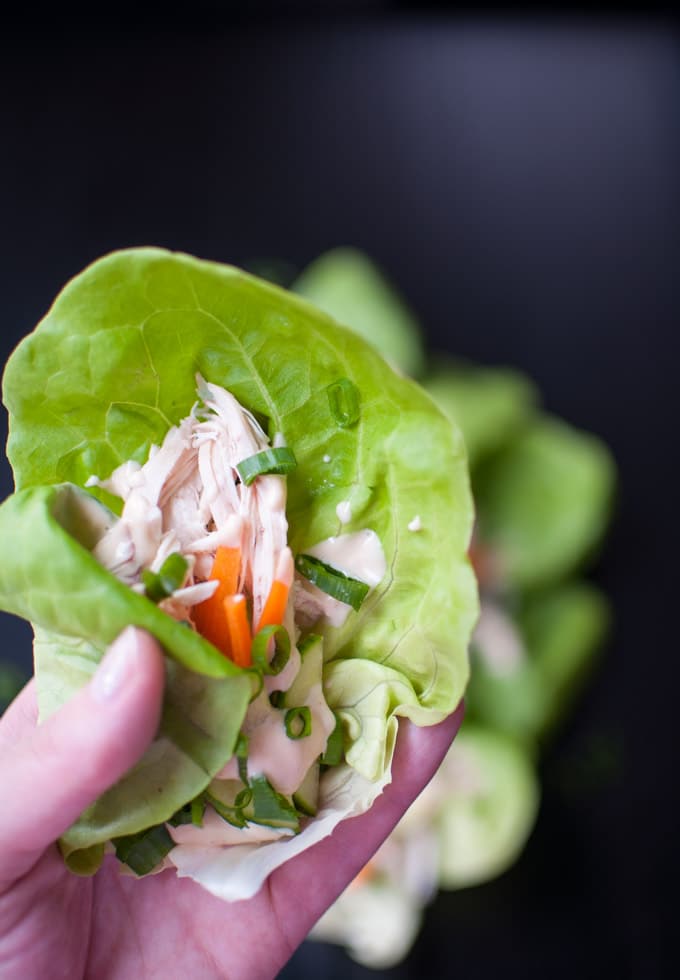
[0,248,477,898]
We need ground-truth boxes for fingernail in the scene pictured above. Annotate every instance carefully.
[91,626,141,702]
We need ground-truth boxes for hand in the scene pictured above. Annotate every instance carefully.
[0,627,463,979]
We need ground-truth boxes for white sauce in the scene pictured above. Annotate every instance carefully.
[294,578,353,628]
[305,529,386,588]
[217,686,335,796]
[407,515,422,532]
[168,808,294,847]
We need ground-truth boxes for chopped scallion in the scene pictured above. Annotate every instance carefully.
[113,824,175,876]
[191,797,206,827]
[168,804,193,827]
[251,624,291,675]
[142,552,189,602]
[247,775,300,831]
[321,712,344,766]
[295,553,369,611]
[236,447,297,486]
[234,786,253,809]
[285,706,312,740]
[207,792,248,829]
[170,795,207,828]
[235,732,249,786]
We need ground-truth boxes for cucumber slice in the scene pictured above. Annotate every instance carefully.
[293,761,320,817]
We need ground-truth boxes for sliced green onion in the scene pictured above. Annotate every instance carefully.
[234,786,253,809]
[207,793,248,829]
[168,804,193,827]
[285,706,312,740]
[113,824,175,876]
[269,690,284,708]
[142,552,189,602]
[246,668,264,701]
[321,712,344,766]
[251,624,291,675]
[327,378,360,428]
[247,775,300,831]
[191,797,206,827]
[236,447,297,486]
[235,732,249,786]
[170,795,207,828]
[295,554,369,611]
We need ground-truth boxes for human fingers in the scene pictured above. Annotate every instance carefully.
[0,627,165,887]
[0,678,38,749]
[268,703,464,952]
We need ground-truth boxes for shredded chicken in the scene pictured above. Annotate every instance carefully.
[92,377,289,630]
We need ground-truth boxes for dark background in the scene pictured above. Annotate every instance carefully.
[1,6,676,978]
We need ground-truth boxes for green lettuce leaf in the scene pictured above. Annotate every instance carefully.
[0,483,253,872]
[1,248,476,868]
[467,583,610,743]
[436,725,539,889]
[474,416,616,590]
[0,484,249,680]
[424,361,538,470]
[292,247,427,378]
[36,628,251,871]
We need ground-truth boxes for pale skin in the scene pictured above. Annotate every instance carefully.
[0,627,463,979]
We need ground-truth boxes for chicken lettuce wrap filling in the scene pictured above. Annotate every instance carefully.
[85,377,387,867]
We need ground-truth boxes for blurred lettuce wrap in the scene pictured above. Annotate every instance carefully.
[473,415,616,592]
[0,248,477,897]
[292,247,427,378]
[424,360,538,469]
[311,725,539,967]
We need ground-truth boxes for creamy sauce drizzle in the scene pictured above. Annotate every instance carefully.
[306,530,386,588]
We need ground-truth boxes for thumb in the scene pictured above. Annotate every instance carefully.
[0,627,165,886]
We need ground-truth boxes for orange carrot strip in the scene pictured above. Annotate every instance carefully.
[224,594,252,668]
[192,547,241,658]
[257,579,290,631]
[210,546,241,595]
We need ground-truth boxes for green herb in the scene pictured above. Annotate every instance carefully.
[142,552,189,603]
[251,624,291,675]
[247,775,300,831]
[285,706,312,739]
[236,447,297,486]
[321,712,344,766]
[191,797,206,826]
[206,792,248,829]
[234,786,253,809]
[235,731,249,786]
[113,824,175,876]
[327,378,360,427]
[168,804,193,827]
[295,554,369,611]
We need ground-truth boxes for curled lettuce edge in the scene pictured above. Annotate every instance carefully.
[0,247,478,891]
